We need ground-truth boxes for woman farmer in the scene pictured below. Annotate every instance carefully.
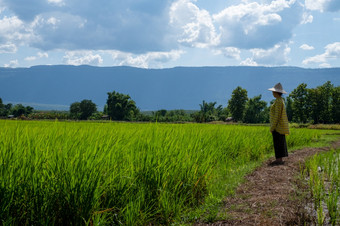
[268,83,289,165]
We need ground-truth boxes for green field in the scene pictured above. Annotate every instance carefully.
[304,148,340,225]
[0,120,337,225]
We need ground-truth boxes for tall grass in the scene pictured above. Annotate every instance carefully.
[0,120,331,225]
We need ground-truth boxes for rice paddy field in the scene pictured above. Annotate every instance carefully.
[304,148,340,225]
[0,120,338,225]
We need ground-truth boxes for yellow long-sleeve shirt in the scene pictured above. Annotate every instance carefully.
[270,97,289,135]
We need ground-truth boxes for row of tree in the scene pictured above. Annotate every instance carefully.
[67,81,338,124]
[193,81,339,124]
[1,81,338,124]
[69,91,140,121]
[287,82,339,124]
[0,99,34,118]
[193,87,269,123]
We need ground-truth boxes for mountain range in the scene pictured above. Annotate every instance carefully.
[0,65,339,111]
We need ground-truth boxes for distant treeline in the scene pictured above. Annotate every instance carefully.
[0,81,338,124]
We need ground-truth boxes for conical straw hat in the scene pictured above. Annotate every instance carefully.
[268,83,287,94]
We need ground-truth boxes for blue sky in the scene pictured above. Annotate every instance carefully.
[0,0,339,69]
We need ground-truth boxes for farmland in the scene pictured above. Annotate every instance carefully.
[0,120,338,225]
[304,147,340,225]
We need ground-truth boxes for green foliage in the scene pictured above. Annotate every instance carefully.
[227,86,248,122]
[70,102,81,119]
[150,109,193,122]
[79,99,97,120]
[285,96,293,121]
[244,95,268,123]
[10,104,34,117]
[193,101,221,123]
[317,81,333,123]
[331,86,340,124]
[0,98,5,116]
[290,83,309,123]
[70,100,97,120]
[106,91,139,121]
[308,81,333,124]
[28,111,70,120]
[289,81,338,124]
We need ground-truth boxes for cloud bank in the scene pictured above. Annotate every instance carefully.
[303,42,340,67]
[0,0,339,68]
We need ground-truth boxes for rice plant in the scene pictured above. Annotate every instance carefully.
[305,149,340,225]
[0,120,333,225]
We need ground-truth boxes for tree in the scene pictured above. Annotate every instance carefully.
[317,81,333,123]
[289,83,309,123]
[308,88,322,124]
[331,86,340,123]
[192,100,223,123]
[106,91,139,121]
[227,86,248,122]
[244,95,268,123]
[285,96,293,122]
[306,81,334,124]
[70,100,97,120]
[0,98,5,116]
[11,104,33,117]
[70,102,81,119]
[79,99,97,120]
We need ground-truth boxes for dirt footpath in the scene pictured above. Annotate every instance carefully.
[198,139,340,226]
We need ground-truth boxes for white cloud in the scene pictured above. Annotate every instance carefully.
[319,63,331,68]
[25,51,48,61]
[63,51,103,66]
[212,0,302,49]
[4,59,19,67]
[0,15,33,43]
[47,0,65,7]
[299,44,314,50]
[303,42,340,65]
[110,49,184,68]
[0,0,306,60]
[325,42,340,57]
[1,0,175,53]
[301,12,313,24]
[240,58,258,66]
[305,0,340,12]
[305,0,328,11]
[46,17,59,26]
[218,47,241,60]
[244,43,291,66]
[24,56,36,61]
[38,52,48,58]
[169,0,219,48]
[0,43,17,53]
[302,54,325,64]
[169,0,303,51]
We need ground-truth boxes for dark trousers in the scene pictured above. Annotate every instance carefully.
[272,130,288,159]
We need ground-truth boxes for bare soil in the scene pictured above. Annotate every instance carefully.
[196,138,340,226]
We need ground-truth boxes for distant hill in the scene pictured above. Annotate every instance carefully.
[0,65,339,111]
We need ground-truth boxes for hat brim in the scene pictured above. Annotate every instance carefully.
[268,88,287,94]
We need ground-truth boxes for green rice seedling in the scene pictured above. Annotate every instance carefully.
[304,149,340,225]
[306,155,325,224]
[317,204,326,226]
[0,120,337,225]
[327,185,339,226]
